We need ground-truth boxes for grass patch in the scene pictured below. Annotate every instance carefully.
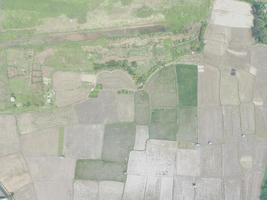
[2,0,103,29]
[75,159,126,182]
[58,127,65,156]
[8,78,44,108]
[176,64,198,106]
[0,30,34,43]
[164,0,212,33]
[45,45,94,72]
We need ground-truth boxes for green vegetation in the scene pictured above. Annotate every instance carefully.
[249,1,267,43]
[89,84,103,98]
[164,0,212,33]
[176,64,198,106]
[45,45,94,72]
[94,60,138,77]
[151,108,177,123]
[9,78,44,108]
[2,0,102,28]
[75,159,126,182]
[149,108,178,141]
[58,127,65,156]
[135,6,154,18]
[0,30,34,43]
[260,168,267,200]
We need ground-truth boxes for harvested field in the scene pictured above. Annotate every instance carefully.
[65,124,104,159]
[177,106,198,146]
[198,106,224,144]
[20,128,59,156]
[26,157,75,181]
[0,153,31,192]
[0,115,20,156]
[211,0,253,28]
[17,107,77,134]
[220,70,240,105]
[198,65,220,106]
[74,180,124,200]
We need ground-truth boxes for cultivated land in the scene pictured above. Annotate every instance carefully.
[0,0,267,200]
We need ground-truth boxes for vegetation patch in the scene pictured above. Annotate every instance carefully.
[260,168,267,200]
[2,0,100,29]
[8,78,44,108]
[250,1,267,43]
[45,45,94,72]
[176,64,198,107]
[75,159,126,182]
[135,6,154,18]
[89,84,103,98]
[164,0,212,33]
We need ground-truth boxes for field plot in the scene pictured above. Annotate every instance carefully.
[20,127,59,156]
[0,115,20,156]
[74,180,124,200]
[145,66,178,108]
[75,160,126,182]
[102,122,136,163]
[177,106,198,146]
[149,108,178,141]
[34,181,73,200]
[134,90,150,125]
[0,154,32,192]
[173,176,195,200]
[176,64,198,107]
[198,65,220,106]
[65,124,104,159]
[53,71,91,107]
[17,106,77,134]
[200,145,222,177]
[13,183,37,200]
